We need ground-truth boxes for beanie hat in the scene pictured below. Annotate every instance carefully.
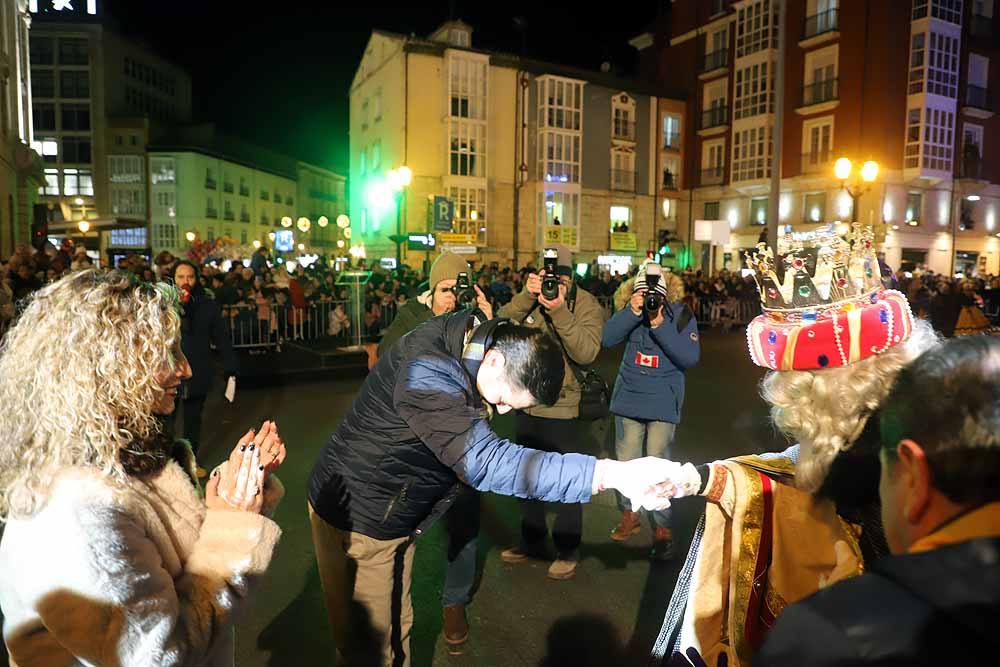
[543,243,573,277]
[633,261,668,298]
[429,251,469,288]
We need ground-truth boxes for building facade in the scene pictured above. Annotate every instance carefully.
[350,21,685,272]
[639,0,1000,277]
[0,0,42,259]
[28,1,192,260]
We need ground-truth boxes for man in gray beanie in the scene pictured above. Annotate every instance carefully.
[498,243,606,580]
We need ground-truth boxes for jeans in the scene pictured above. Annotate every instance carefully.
[614,415,676,528]
[441,486,480,608]
[515,412,586,555]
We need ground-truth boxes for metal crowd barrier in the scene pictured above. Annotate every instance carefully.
[222,299,397,351]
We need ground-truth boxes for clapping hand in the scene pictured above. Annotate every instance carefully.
[205,421,285,513]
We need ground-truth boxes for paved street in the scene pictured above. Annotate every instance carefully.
[182,329,776,667]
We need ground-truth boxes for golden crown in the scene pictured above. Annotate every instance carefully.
[746,224,883,317]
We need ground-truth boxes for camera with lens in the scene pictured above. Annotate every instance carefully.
[643,264,664,317]
[541,248,560,300]
[452,271,478,309]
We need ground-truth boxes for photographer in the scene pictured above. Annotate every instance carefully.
[374,251,492,651]
[602,261,699,559]
[498,244,605,580]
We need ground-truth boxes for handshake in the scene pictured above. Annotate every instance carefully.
[592,457,702,511]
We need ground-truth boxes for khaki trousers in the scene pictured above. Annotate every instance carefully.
[308,503,416,667]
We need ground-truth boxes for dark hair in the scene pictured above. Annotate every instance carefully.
[880,336,1000,505]
[491,325,564,406]
[172,260,200,283]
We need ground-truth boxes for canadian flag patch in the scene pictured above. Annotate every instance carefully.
[635,351,660,368]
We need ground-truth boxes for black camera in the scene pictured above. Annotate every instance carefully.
[452,271,478,309]
[644,267,664,316]
[541,248,560,300]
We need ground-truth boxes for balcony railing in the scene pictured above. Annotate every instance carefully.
[223,209,234,221]
[240,212,250,223]
[663,132,681,149]
[239,186,250,197]
[699,105,730,130]
[801,150,833,175]
[206,208,218,219]
[971,14,993,38]
[610,169,636,192]
[260,191,269,201]
[802,8,838,40]
[700,48,729,74]
[966,85,992,111]
[223,182,234,194]
[662,172,678,190]
[613,120,636,141]
[310,189,340,202]
[205,178,217,190]
[801,78,838,107]
[701,166,724,186]
[260,214,269,225]
[961,144,983,179]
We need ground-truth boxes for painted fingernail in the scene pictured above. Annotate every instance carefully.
[259,465,264,471]
[240,445,246,451]
[249,444,254,451]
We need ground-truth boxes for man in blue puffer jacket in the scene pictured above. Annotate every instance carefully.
[602,261,700,560]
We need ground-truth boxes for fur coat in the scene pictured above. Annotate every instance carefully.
[0,450,283,666]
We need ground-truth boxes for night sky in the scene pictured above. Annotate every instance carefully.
[102,1,663,175]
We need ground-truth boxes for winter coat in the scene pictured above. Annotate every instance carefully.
[498,284,604,420]
[308,309,597,540]
[755,536,1000,667]
[180,293,239,399]
[602,302,700,424]
[0,447,283,667]
[377,294,434,358]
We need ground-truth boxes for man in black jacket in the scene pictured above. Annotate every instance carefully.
[308,310,680,667]
[172,261,239,473]
[755,335,1000,667]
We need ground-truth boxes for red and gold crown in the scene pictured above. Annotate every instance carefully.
[745,224,915,371]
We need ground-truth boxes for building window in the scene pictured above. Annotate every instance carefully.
[153,223,177,250]
[151,158,176,184]
[912,0,963,24]
[609,205,631,232]
[906,192,922,223]
[30,37,54,65]
[449,120,486,177]
[732,126,773,181]
[662,113,681,148]
[240,230,248,244]
[109,155,143,184]
[153,190,176,217]
[804,192,827,222]
[206,197,218,218]
[449,54,488,120]
[31,70,55,98]
[967,53,990,108]
[32,137,58,162]
[62,168,94,196]
[921,106,955,172]
[111,188,145,217]
[803,116,833,172]
[59,71,90,99]
[803,45,838,106]
[749,197,769,225]
[60,103,90,131]
[538,190,580,237]
[539,131,581,182]
[57,37,88,66]
[374,88,382,120]
[662,156,680,189]
[240,203,250,222]
[33,103,55,131]
[224,200,234,220]
[62,137,91,164]
[538,77,583,131]
[372,140,381,170]
[702,139,726,184]
[736,0,778,58]
[613,106,634,141]
[447,185,487,245]
[361,98,369,129]
[206,168,217,189]
[40,168,59,195]
[734,61,773,119]
[260,188,269,200]
[611,151,636,191]
[109,228,147,248]
[705,201,721,220]
[286,196,293,206]
[239,177,249,197]
[273,191,282,203]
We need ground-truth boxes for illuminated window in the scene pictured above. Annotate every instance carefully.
[803,192,827,223]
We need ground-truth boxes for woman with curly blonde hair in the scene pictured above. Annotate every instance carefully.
[0,269,286,667]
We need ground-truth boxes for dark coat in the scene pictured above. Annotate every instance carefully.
[377,298,434,358]
[308,310,597,540]
[601,302,700,423]
[180,292,239,398]
[755,536,1000,667]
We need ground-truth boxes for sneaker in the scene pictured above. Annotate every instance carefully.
[650,527,676,562]
[610,510,642,542]
[547,552,578,580]
[500,546,530,564]
[442,604,469,648]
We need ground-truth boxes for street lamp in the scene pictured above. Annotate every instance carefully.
[834,157,879,223]
[297,216,311,233]
[387,166,412,265]
[317,215,329,227]
[281,216,293,228]
[185,231,196,243]
[77,220,90,234]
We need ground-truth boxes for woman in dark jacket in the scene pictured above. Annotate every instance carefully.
[601,262,700,559]
[172,261,239,469]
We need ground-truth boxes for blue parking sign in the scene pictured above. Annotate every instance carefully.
[433,196,454,232]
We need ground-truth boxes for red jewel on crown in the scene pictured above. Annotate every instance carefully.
[767,287,778,300]
[792,258,805,270]
[836,277,848,288]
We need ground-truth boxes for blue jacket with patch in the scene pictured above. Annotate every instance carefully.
[601,302,700,424]
[308,310,597,540]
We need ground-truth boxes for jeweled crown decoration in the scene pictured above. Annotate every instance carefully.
[746,223,883,317]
